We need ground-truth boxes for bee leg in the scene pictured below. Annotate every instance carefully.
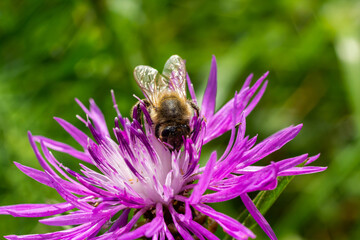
[131,99,150,125]
[187,100,200,117]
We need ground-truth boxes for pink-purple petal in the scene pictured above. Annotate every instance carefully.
[33,135,92,163]
[170,205,220,240]
[117,203,163,239]
[305,153,321,165]
[39,209,115,226]
[95,208,147,239]
[188,151,217,204]
[186,73,198,105]
[186,220,220,240]
[204,72,269,144]
[169,204,196,239]
[54,117,90,149]
[72,219,107,240]
[4,222,95,240]
[75,98,110,138]
[109,208,130,232]
[14,162,53,188]
[203,164,278,203]
[193,203,255,240]
[240,73,254,92]
[45,173,93,211]
[238,124,303,168]
[201,55,217,118]
[0,202,73,217]
[244,80,268,117]
[240,193,277,240]
[278,166,327,176]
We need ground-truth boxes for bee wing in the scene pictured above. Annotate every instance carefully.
[162,55,187,99]
[134,65,169,105]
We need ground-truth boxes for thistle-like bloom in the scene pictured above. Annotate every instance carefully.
[0,56,326,240]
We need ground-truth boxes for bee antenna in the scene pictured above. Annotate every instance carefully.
[133,94,143,102]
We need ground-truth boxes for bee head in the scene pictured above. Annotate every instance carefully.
[159,124,190,151]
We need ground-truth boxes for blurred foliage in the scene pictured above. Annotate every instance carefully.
[0,0,359,239]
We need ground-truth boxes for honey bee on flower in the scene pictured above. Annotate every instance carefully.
[132,55,199,151]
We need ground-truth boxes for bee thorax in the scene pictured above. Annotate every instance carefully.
[158,97,190,119]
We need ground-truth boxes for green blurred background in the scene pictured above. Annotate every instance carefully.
[0,0,359,239]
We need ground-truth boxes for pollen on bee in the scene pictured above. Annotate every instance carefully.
[180,169,184,175]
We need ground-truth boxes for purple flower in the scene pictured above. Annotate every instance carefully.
[0,55,326,240]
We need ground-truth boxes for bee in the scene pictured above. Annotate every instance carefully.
[132,55,199,151]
